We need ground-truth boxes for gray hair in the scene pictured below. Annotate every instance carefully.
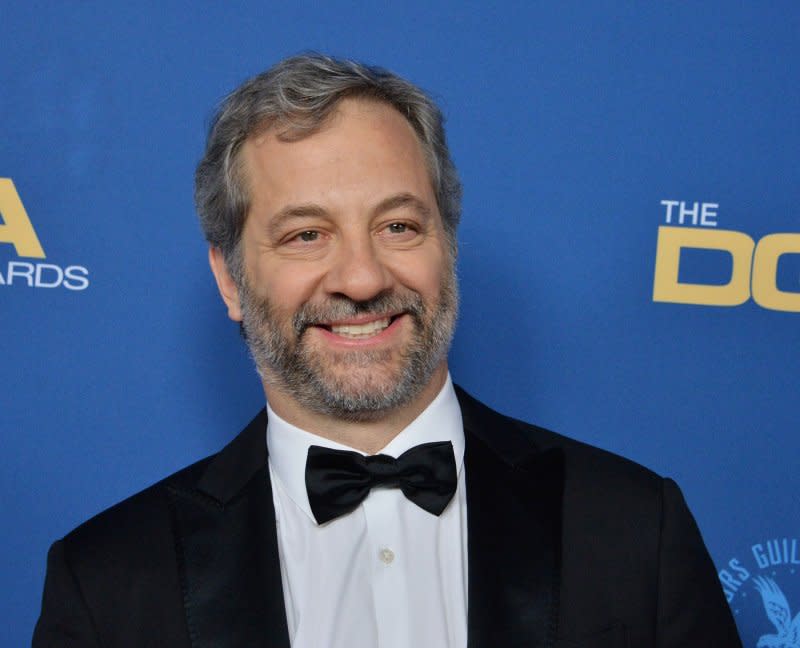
[194,54,462,283]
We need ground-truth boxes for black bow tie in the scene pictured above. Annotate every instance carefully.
[305,441,458,524]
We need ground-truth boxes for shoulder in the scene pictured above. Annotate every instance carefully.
[456,384,665,502]
[60,407,268,570]
[516,415,663,493]
[60,455,214,572]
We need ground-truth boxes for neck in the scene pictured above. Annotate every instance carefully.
[263,364,449,454]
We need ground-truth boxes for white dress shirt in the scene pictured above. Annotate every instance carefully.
[266,375,468,648]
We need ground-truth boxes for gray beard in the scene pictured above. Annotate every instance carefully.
[238,269,458,422]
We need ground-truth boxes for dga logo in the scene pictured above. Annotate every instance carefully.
[719,536,800,646]
[652,200,799,312]
[0,178,89,290]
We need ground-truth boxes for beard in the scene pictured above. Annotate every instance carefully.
[238,265,458,422]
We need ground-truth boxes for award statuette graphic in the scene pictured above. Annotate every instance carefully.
[753,576,800,648]
[720,537,800,646]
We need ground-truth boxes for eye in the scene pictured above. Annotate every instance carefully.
[379,220,421,244]
[279,228,327,254]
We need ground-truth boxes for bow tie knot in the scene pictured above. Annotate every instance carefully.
[364,454,403,484]
[305,441,458,525]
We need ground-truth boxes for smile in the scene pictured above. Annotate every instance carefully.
[328,317,392,339]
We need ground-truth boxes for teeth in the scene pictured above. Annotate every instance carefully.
[331,317,391,338]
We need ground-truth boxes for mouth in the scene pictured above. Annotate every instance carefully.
[316,315,400,339]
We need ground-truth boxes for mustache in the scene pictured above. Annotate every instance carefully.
[292,291,424,334]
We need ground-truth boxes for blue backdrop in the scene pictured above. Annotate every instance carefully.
[2,3,798,645]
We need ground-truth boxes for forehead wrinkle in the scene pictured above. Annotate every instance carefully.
[242,100,439,242]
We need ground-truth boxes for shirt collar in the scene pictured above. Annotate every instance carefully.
[266,373,464,523]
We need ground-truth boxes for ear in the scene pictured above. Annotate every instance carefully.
[208,247,243,322]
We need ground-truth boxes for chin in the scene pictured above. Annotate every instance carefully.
[301,366,426,420]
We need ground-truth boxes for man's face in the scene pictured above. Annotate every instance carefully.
[221,99,457,421]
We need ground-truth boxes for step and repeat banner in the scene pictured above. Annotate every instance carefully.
[2,3,797,645]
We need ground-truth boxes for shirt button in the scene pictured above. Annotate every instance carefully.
[379,548,395,564]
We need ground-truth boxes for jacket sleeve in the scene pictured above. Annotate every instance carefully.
[656,478,742,647]
[32,540,102,648]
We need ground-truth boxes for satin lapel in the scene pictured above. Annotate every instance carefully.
[457,388,564,648]
[169,409,290,648]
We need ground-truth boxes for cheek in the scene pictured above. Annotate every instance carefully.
[400,251,449,300]
[250,261,322,306]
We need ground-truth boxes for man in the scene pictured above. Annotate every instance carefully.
[33,55,741,647]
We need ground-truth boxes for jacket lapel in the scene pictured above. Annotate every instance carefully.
[168,409,290,648]
[457,387,564,648]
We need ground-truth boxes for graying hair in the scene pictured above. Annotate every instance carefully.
[194,54,462,283]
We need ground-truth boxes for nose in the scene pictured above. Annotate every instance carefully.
[322,233,393,302]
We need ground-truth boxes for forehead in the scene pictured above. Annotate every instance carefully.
[240,98,436,212]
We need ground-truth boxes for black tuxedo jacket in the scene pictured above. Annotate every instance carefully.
[33,388,741,647]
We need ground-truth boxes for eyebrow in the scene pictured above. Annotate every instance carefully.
[372,192,433,220]
[267,192,434,237]
[266,203,328,238]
